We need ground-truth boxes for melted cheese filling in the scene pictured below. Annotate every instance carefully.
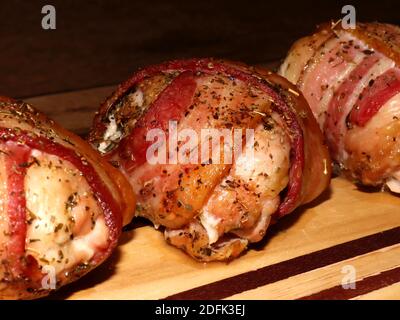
[199,209,221,244]
[98,89,144,154]
[387,171,400,193]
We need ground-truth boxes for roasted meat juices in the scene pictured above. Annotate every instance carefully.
[0,97,135,299]
[279,22,400,192]
[89,59,331,261]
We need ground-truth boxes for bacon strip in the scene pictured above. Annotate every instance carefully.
[117,71,197,171]
[4,142,30,277]
[324,54,379,157]
[348,68,400,126]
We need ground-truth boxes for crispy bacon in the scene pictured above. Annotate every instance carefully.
[5,143,31,278]
[0,98,135,299]
[116,71,198,171]
[279,22,400,190]
[89,58,331,261]
[348,68,400,126]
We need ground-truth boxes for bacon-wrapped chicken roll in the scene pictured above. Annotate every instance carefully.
[0,97,135,299]
[279,22,400,192]
[89,59,331,261]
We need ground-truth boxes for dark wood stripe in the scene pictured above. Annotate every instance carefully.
[164,226,400,300]
[299,266,400,300]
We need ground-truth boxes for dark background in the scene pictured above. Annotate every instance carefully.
[1,0,399,98]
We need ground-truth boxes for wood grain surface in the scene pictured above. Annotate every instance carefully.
[48,177,400,300]
[24,83,400,300]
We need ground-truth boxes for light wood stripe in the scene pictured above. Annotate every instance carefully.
[353,282,400,300]
[300,265,400,300]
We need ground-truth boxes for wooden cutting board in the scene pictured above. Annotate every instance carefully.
[25,85,400,300]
